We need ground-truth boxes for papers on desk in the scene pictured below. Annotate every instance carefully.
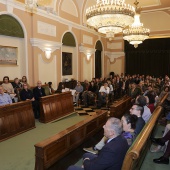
[61,88,76,95]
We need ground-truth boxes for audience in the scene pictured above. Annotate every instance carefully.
[0,85,12,106]
[20,76,30,89]
[68,117,129,170]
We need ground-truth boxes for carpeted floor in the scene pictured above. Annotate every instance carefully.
[0,113,89,170]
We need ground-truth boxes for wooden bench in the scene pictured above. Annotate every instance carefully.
[34,110,108,170]
[121,105,163,170]
[0,100,35,142]
[39,91,74,123]
[110,95,132,119]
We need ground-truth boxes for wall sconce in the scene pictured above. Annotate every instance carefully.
[86,53,91,61]
[79,44,95,61]
[45,48,52,59]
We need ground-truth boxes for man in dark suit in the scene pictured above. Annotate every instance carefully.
[67,117,129,170]
[33,80,46,118]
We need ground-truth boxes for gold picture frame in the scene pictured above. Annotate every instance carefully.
[0,45,18,65]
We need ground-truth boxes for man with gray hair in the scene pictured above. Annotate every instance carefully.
[67,118,128,170]
[0,85,12,106]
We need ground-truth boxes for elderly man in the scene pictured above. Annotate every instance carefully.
[68,118,128,170]
[0,85,12,106]
[33,80,46,118]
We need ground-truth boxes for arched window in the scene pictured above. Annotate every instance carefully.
[0,14,24,38]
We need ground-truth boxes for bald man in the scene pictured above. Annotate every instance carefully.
[33,81,46,118]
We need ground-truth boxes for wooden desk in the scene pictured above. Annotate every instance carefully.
[0,101,35,142]
[35,110,108,170]
[39,92,74,123]
[110,96,132,118]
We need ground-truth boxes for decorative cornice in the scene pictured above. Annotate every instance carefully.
[79,44,96,56]
[105,51,125,62]
[30,38,62,53]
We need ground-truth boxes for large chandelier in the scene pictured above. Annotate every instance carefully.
[86,0,135,41]
[123,0,150,48]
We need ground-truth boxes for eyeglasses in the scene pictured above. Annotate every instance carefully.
[130,107,137,110]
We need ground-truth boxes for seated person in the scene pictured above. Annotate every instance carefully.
[151,130,170,165]
[136,95,151,123]
[97,82,110,108]
[68,117,129,170]
[1,76,16,101]
[82,81,98,107]
[73,81,83,105]
[0,85,12,106]
[20,83,39,119]
[12,77,22,101]
[84,104,145,153]
[20,76,30,89]
[48,82,55,95]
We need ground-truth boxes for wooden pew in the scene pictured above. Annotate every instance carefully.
[0,100,35,142]
[39,91,74,123]
[110,95,132,118]
[34,110,108,170]
[121,106,163,170]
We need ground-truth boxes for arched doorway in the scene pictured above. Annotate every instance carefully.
[95,40,103,78]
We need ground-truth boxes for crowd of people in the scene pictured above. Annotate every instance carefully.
[1,73,170,168]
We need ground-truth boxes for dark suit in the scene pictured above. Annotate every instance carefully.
[33,87,46,101]
[32,87,46,118]
[67,135,128,170]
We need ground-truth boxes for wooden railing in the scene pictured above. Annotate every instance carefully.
[39,92,74,123]
[110,95,132,118]
[34,110,108,170]
[0,100,35,142]
[121,106,163,170]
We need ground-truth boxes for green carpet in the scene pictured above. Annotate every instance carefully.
[0,113,87,170]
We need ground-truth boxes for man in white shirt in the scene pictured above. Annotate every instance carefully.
[97,83,110,108]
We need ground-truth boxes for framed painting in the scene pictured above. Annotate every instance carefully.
[62,52,72,75]
[0,46,18,65]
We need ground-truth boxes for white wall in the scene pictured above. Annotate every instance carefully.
[83,56,92,81]
[0,35,26,81]
[38,54,57,89]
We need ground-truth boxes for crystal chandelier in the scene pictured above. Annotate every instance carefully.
[123,0,150,48]
[86,0,135,41]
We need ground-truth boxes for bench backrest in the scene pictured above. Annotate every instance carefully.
[34,110,108,170]
[121,106,163,170]
[0,101,35,141]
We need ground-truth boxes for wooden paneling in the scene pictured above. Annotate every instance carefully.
[39,92,74,123]
[0,101,35,141]
[34,110,108,170]
[110,96,132,118]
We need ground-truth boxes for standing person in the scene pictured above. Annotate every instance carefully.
[33,80,46,118]
[20,83,39,119]
[12,77,22,101]
[68,117,128,170]
[0,85,12,106]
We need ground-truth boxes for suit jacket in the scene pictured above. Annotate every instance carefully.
[83,135,129,170]
[33,86,46,101]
